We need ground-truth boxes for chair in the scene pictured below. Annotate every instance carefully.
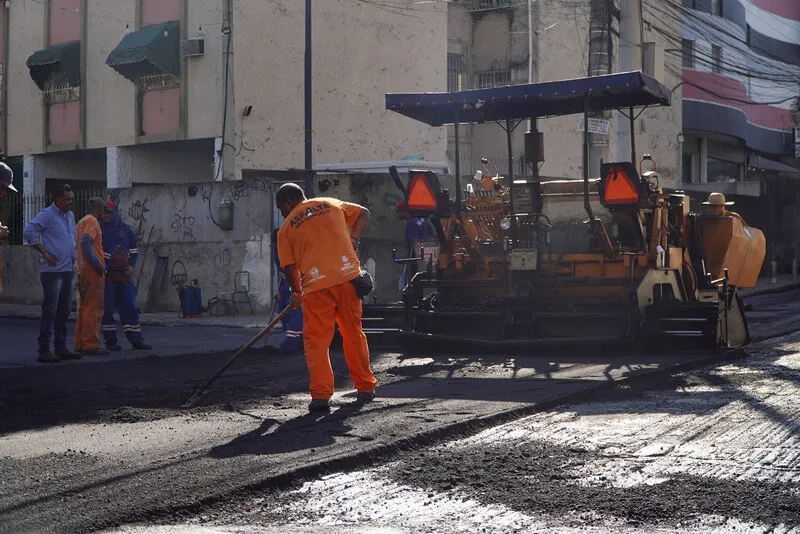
[209,271,254,317]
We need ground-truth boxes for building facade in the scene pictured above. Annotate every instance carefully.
[2,0,446,194]
[0,0,447,310]
[446,0,684,189]
[679,0,800,271]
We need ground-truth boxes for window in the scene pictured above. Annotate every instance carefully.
[711,0,723,17]
[682,0,695,7]
[447,54,466,92]
[43,70,80,104]
[707,157,741,183]
[682,39,695,69]
[711,45,722,74]
[682,153,693,183]
[476,69,511,89]
[136,72,180,92]
[746,24,751,47]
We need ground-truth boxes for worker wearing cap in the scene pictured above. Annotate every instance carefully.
[394,200,432,292]
[0,162,17,296]
[261,229,304,355]
[703,192,747,224]
[100,201,152,351]
[275,183,377,412]
[74,198,110,356]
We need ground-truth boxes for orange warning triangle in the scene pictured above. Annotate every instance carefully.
[603,167,640,205]
[407,173,438,211]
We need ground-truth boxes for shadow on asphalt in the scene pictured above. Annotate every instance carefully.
[0,331,767,436]
[209,402,370,458]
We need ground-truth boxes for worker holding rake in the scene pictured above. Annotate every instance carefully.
[275,183,377,412]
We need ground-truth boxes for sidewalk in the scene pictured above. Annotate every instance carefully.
[738,274,800,298]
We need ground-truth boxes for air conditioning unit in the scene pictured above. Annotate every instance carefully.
[180,37,205,58]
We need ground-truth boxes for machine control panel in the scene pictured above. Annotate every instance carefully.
[510,249,538,270]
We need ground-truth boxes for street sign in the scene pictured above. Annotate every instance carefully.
[579,117,610,135]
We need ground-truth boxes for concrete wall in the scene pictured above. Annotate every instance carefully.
[1,174,430,310]
[232,0,447,172]
[6,0,46,157]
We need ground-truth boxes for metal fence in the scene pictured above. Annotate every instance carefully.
[0,188,107,245]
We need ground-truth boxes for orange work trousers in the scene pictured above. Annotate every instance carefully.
[302,281,377,400]
[74,269,105,352]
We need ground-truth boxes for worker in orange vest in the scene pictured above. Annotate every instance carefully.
[74,197,110,356]
[275,183,377,412]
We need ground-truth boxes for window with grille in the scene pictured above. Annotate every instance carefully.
[447,54,466,92]
[476,69,511,89]
[463,0,513,11]
[711,0,723,17]
[136,72,180,92]
[43,70,80,104]
[711,45,722,74]
[682,39,695,69]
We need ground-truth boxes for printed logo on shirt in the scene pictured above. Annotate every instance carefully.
[340,255,356,273]
[307,266,326,284]
[289,202,332,229]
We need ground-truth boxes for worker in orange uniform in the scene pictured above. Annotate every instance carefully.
[74,198,111,356]
[275,183,377,412]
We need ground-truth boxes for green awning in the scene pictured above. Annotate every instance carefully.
[106,20,180,82]
[26,40,81,90]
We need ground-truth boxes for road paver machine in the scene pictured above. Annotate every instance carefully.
[384,71,765,351]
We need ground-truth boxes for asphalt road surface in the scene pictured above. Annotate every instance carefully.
[1,290,798,534]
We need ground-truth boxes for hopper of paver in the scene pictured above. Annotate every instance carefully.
[699,216,766,288]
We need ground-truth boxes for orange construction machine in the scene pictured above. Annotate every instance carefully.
[384,71,765,351]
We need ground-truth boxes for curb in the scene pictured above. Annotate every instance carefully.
[0,311,272,330]
[107,348,747,530]
[739,282,800,299]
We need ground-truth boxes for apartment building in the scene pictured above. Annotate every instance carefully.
[2,0,446,198]
[446,0,683,188]
[679,0,800,270]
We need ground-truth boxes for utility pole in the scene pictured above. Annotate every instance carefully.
[616,0,640,163]
[525,0,543,181]
[304,0,313,197]
[587,0,610,177]
[221,0,236,181]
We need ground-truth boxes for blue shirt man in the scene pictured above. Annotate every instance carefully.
[23,184,81,362]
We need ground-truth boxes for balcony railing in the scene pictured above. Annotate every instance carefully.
[462,0,514,12]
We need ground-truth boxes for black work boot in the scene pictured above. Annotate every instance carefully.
[107,343,122,352]
[37,350,61,363]
[55,347,82,360]
[132,343,153,351]
[308,398,331,412]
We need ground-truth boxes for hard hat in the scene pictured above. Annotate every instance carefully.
[0,162,17,193]
[104,201,117,212]
[395,200,407,211]
[703,192,734,206]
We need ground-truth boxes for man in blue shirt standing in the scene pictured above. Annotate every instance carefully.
[23,184,81,363]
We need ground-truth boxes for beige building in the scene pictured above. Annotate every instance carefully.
[446,0,683,188]
[2,0,446,199]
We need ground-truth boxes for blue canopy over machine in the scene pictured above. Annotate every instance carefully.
[385,71,671,126]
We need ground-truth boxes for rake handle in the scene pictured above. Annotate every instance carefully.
[185,305,294,403]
